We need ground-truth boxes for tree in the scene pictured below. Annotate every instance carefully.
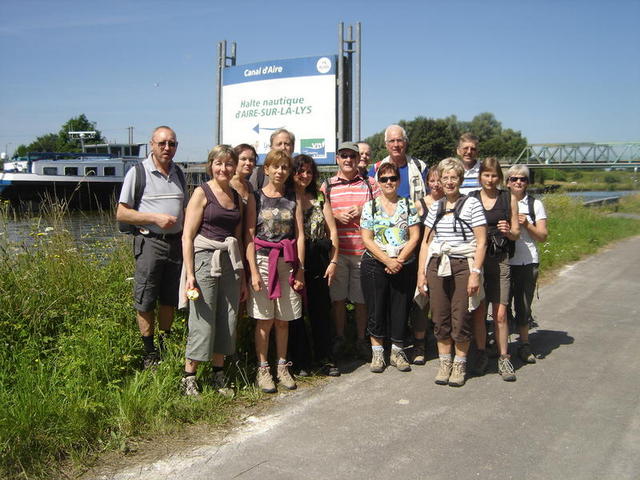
[27,133,60,152]
[364,112,527,166]
[57,114,105,151]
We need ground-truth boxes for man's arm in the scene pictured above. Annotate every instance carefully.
[116,203,177,230]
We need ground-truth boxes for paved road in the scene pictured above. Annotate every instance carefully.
[100,236,640,480]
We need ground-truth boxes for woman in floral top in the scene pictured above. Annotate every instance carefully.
[360,163,421,373]
[288,154,340,377]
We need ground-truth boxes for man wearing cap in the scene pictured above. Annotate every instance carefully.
[116,126,188,369]
[369,124,428,203]
[321,141,380,362]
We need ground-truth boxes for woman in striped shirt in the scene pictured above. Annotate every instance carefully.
[417,157,487,387]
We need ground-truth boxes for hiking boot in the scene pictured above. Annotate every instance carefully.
[472,349,488,376]
[211,370,234,398]
[435,358,453,385]
[256,366,276,393]
[390,348,411,372]
[370,349,386,373]
[180,375,200,396]
[142,350,161,370]
[498,356,517,382]
[322,360,341,377]
[517,343,537,364]
[356,338,371,361]
[448,361,466,387]
[277,363,297,390]
[412,340,426,365]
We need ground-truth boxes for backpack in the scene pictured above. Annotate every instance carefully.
[118,162,187,234]
[526,194,537,226]
[469,189,515,257]
[430,195,473,241]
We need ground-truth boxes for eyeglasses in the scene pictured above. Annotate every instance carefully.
[508,176,528,183]
[378,175,399,183]
[339,152,357,159]
[155,140,178,148]
[385,138,405,144]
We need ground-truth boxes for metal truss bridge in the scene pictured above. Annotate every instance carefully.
[506,142,640,168]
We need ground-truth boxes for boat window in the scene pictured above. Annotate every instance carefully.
[104,167,116,176]
[43,167,58,175]
[85,166,98,176]
[64,167,78,176]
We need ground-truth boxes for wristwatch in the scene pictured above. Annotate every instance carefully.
[470,267,482,274]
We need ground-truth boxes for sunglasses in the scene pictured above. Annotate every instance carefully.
[339,152,357,159]
[155,140,178,148]
[509,176,528,183]
[379,175,399,183]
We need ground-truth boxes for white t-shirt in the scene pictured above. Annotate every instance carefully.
[459,161,481,195]
[424,196,486,248]
[509,195,547,266]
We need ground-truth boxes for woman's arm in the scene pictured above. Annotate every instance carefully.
[361,228,403,274]
[416,226,432,295]
[322,196,339,285]
[293,192,305,290]
[523,217,548,243]
[468,224,487,296]
[397,224,421,263]
[505,192,521,240]
[181,187,207,291]
[234,199,248,302]
[244,193,262,292]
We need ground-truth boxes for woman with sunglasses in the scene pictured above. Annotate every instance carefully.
[469,157,520,381]
[417,157,487,387]
[507,166,548,364]
[360,163,421,372]
[288,154,340,377]
[410,168,445,365]
[231,144,258,205]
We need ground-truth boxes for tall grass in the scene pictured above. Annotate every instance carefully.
[538,194,640,273]
[0,202,260,479]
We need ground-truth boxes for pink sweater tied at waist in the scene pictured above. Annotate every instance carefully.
[254,237,299,300]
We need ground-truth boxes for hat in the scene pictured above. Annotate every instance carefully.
[337,141,359,154]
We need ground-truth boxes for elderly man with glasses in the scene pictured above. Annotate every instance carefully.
[117,126,188,369]
[321,141,380,365]
[369,124,428,203]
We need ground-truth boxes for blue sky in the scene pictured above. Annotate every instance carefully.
[1,0,638,161]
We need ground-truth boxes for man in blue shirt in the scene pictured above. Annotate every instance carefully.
[368,124,428,202]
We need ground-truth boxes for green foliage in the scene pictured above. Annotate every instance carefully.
[0,209,261,479]
[18,114,105,154]
[364,112,527,166]
[538,194,640,273]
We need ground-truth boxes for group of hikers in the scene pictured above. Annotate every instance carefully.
[116,124,548,395]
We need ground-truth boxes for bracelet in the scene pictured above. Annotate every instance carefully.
[470,267,481,274]
[330,261,338,265]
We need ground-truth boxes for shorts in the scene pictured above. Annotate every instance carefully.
[133,235,182,312]
[329,253,365,304]
[248,254,302,321]
[484,252,511,306]
[185,250,241,360]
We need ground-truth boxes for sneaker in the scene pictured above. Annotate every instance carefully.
[143,350,161,370]
[390,348,411,372]
[277,362,297,390]
[180,375,200,396]
[322,361,341,377]
[486,337,499,358]
[517,343,537,364]
[370,349,386,373]
[448,361,466,387]
[211,370,234,398]
[472,349,488,376]
[498,356,517,382]
[435,358,453,385]
[296,368,311,378]
[412,340,426,365]
[256,366,276,393]
[356,338,371,361]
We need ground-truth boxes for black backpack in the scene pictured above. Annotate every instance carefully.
[118,162,187,234]
[526,194,537,226]
[430,195,473,241]
[469,189,515,257]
